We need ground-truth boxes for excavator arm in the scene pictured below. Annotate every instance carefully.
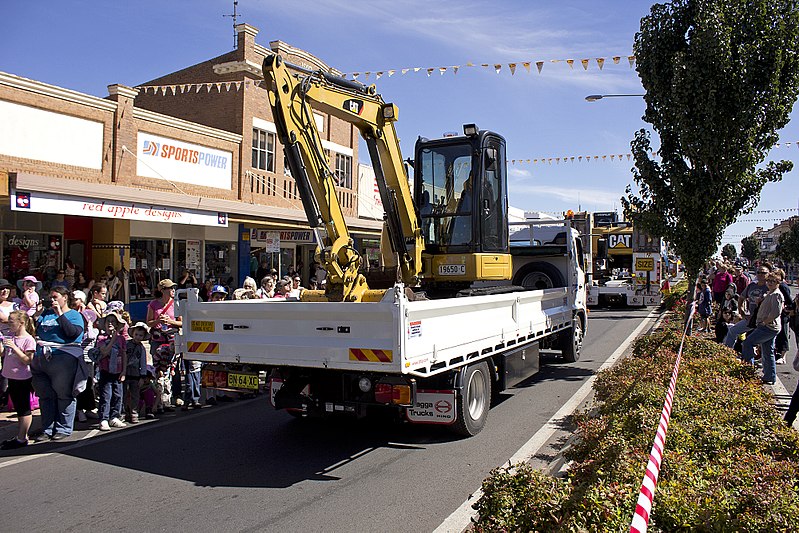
[263,54,422,302]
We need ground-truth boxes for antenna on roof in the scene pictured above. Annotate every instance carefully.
[223,0,240,49]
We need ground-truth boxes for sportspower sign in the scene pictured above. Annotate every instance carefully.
[137,132,232,190]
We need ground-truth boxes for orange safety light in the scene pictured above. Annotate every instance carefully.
[565,210,574,219]
[392,385,412,405]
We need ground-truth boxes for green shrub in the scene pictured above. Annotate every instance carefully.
[472,325,799,531]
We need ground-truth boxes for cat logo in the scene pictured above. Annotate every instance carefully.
[608,234,632,249]
[343,99,364,116]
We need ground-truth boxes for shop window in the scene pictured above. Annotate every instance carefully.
[335,153,352,189]
[252,128,275,173]
[205,241,234,286]
[129,239,171,301]
[2,233,62,289]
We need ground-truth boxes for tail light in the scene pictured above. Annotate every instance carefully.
[374,383,412,405]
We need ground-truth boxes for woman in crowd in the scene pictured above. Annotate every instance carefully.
[30,286,84,441]
[256,276,275,299]
[86,283,108,316]
[741,272,784,385]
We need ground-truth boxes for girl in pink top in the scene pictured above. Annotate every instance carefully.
[1,310,37,449]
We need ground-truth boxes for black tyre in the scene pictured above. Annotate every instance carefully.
[561,315,584,363]
[513,262,565,290]
[452,361,492,436]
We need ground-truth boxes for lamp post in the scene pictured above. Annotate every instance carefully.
[585,94,645,102]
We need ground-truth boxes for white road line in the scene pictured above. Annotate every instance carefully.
[770,374,799,432]
[433,308,660,533]
[0,399,255,470]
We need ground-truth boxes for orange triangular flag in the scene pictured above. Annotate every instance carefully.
[567,59,575,69]
[596,58,605,70]
[581,59,589,70]
[628,56,636,68]
[494,64,502,74]
[536,61,544,73]
[523,62,531,73]
[509,63,517,75]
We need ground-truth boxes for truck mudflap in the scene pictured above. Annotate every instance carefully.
[405,389,457,425]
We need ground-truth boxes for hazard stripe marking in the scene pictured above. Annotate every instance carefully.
[349,348,393,363]
[188,342,219,354]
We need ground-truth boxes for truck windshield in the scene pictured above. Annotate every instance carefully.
[417,143,473,248]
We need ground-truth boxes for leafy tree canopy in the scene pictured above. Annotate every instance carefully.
[741,235,760,261]
[623,0,799,278]
[778,220,799,262]
[721,243,737,260]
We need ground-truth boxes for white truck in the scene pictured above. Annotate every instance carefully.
[174,54,587,436]
[177,218,585,436]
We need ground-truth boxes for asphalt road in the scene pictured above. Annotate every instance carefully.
[4,305,787,533]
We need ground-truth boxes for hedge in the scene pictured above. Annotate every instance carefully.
[472,328,799,531]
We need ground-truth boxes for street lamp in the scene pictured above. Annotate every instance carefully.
[585,94,645,102]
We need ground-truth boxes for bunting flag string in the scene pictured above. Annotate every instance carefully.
[134,80,260,94]
[507,152,653,165]
[344,54,636,80]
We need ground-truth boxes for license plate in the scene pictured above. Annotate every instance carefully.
[438,264,466,276]
[227,372,259,390]
[191,320,215,332]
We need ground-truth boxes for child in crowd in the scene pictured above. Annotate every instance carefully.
[95,311,128,431]
[16,276,41,317]
[697,281,712,333]
[1,311,37,449]
[124,322,150,423]
[139,366,157,419]
[715,308,737,344]
[152,343,177,414]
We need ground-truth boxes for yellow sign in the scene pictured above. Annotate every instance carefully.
[191,320,215,332]
[636,258,655,272]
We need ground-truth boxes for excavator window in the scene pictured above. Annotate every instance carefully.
[418,144,473,249]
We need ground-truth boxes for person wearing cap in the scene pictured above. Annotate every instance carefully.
[209,285,228,302]
[0,279,17,338]
[51,269,70,290]
[273,279,291,299]
[95,310,129,431]
[146,279,183,410]
[17,275,41,317]
[124,323,150,423]
[30,286,84,441]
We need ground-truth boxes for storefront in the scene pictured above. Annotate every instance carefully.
[248,228,318,282]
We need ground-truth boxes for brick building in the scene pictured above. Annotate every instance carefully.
[0,23,380,320]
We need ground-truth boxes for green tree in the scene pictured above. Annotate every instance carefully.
[741,236,759,262]
[721,243,737,261]
[622,0,799,282]
[777,221,799,262]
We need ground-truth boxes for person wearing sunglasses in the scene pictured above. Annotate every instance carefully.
[724,267,771,348]
[741,273,784,385]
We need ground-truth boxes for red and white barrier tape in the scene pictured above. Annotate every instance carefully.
[629,301,695,533]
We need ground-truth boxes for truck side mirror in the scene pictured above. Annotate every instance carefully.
[597,238,608,259]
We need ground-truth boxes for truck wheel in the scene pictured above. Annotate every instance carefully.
[561,315,584,363]
[513,262,565,290]
[452,361,491,436]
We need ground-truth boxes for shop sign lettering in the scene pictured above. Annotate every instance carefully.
[11,190,227,228]
[6,234,41,249]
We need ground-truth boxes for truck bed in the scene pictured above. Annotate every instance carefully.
[175,286,575,378]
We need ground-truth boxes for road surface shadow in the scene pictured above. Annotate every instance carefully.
[14,398,473,488]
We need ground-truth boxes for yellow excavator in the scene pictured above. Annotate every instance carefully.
[263,55,512,302]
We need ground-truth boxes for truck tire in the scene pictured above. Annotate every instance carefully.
[561,315,584,363]
[452,361,491,436]
[513,262,565,290]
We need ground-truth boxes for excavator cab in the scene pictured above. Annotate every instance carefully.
[414,124,512,289]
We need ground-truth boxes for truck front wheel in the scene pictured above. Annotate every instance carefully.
[561,315,584,363]
[452,361,492,436]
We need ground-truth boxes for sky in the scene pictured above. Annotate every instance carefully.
[1,0,797,253]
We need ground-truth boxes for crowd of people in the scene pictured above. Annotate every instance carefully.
[0,262,324,450]
[697,261,799,426]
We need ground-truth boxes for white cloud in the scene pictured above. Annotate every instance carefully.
[509,183,623,207]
